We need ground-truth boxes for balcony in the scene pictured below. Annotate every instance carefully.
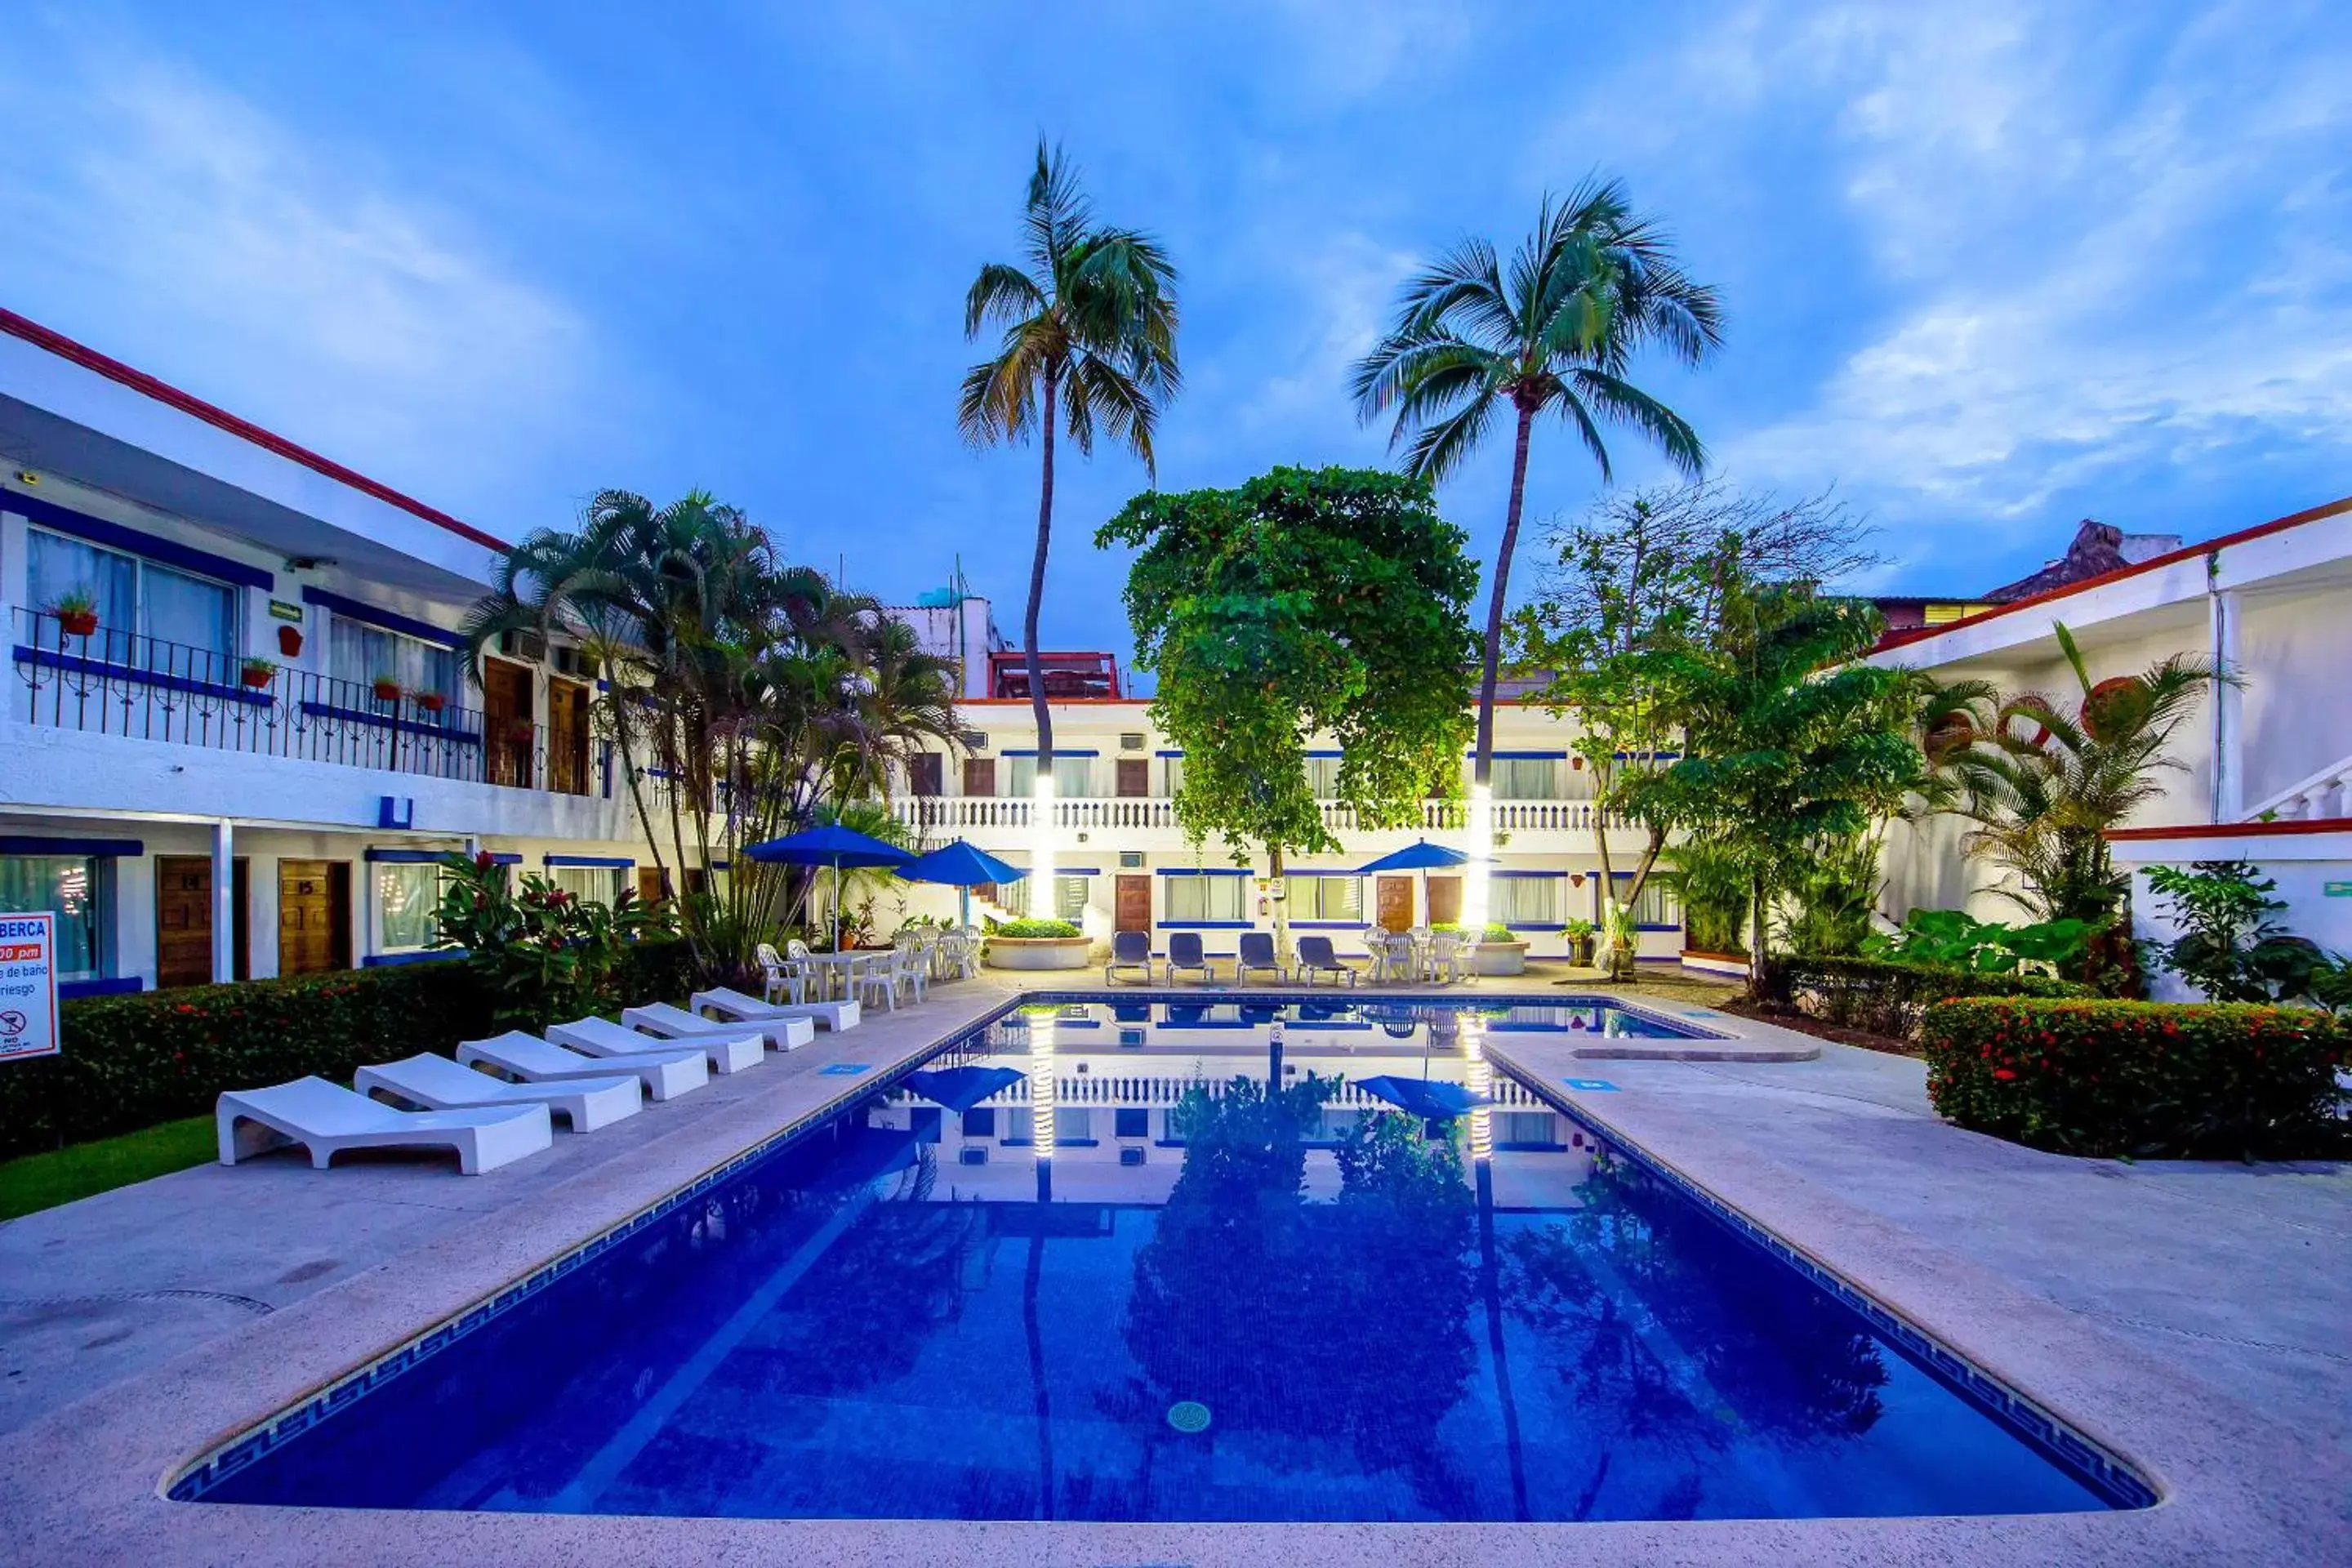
[887,794,1631,841]
[10,607,607,796]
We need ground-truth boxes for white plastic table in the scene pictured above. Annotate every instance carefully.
[798,949,887,1001]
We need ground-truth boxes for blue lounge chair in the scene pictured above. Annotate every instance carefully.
[1236,930,1285,983]
[1167,931,1213,984]
[1106,929,1156,984]
[1294,934,1361,987]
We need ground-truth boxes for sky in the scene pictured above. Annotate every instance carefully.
[4,1,2349,675]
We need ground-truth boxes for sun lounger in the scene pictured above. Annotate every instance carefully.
[1104,929,1156,985]
[217,1076,551,1174]
[1167,931,1214,984]
[1236,931,1286,984]
[625,999,815,1052]
[1294,934,1361,987]
[457,1030,707,1102]
[354,1052,642,1133]
[688,985,859,1034]
[552,1011,765,1074]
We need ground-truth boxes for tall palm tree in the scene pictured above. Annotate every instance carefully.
[1349,180,1722,919]
[960,138,1179,774]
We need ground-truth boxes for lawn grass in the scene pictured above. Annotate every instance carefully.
[0,1116,216,1222]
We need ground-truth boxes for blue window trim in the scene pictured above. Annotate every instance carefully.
[60,976,144,999]
[1156,867,1253,877]
[1288,920,1363,929]
[1154,749,1183,758]
[1048,866,1099,875]
[1000,748,1100,758]
[297,698,480,745]
[1506,922,1569,932]
[1493,869,1568,879]
[544,854,633,869]
[363,949,465,967]
[14,645,272,709]
[16,492,274,590]
[1636,922,1682,931]
[367,849,519,865]
[301,586,466,651]
[1156,919,1253,929]
[1465,749,1568,760]
[1305,749,1342,758]
[1,835,145,858]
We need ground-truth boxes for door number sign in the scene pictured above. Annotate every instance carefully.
[0,913,60,1063]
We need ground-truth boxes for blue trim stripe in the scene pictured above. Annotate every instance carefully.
[544,854,632,868]
[298,699,479,744]
[15,492,274,590]
[1156,867,1252,877]
[1493,869,1567,879]
[1156,920,1252,929]
[1154,749,1183,758]
[301,586,466,650]
[1,835,145,858]
[363,949,464,967]
[14,646,271,709]
[60,976,144,998]
[1465,749,1567,760]
[1000,748,1099,757]
[367,849,519,865]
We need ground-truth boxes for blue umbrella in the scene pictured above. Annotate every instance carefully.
[1352,839,1474,938]
[902,1064,1024,1113]
[1354,1075,1490,1120]
[898,840,1028,927]
[742,822,913,941]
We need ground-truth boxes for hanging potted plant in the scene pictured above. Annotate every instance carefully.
[49,590,99,638]
[277,623,304,657]
[238,657,278,690]
[414,689,448,714]
[371,672,403,702]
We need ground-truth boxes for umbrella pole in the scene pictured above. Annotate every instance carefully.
[960,884,971,927]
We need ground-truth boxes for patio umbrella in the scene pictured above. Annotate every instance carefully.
[1353,1075,1490,1120]
[1352,839,1471,932]
[897,839,1027,928]
[741,822,913,942]
[901,1064,1025,1114]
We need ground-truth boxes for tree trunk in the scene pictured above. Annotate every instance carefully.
[1472,403,1538,794]
[1748,866,1768,994]
[1267,843,1291,964]
[1027,370,1058,771]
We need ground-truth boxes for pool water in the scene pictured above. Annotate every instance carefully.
[185,997,2130,1522]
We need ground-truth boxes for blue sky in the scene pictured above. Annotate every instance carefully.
[5,2,2349,672]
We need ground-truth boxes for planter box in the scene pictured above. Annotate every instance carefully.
[986,936,1093,971]
[1681,948,1750,978]
[1469,942,1528,977]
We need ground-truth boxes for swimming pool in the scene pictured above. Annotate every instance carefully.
[174,995,2148,1521]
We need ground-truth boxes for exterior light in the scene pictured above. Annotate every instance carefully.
[1462,780,1494,941]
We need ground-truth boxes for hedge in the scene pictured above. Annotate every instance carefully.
[1758,956,2094,1041]
[0,940,697,1161]
[1922,998,2350,1160]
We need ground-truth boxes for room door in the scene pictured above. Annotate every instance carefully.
[482,658,534,788]
[278,859,350,976]
[156,857,213,988]
[1376,875,1414,933]
[1115,874,1152,933]
[636,866,667,907]
[1115,758,1148,798]
[962,757,996,797]
[1426,875,1463,928]
[546,679,590,796]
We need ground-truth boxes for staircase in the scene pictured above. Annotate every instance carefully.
[2244,751,2352,822]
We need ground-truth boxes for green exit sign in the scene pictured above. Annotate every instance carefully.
[2326,881,2352,898]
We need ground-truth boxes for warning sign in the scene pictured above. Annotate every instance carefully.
[0,913,60,1063]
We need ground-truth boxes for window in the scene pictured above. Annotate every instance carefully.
[547,865,626,906]
[962,1107,996,1138]
[1004,755,1091,797]
[1285,874,1361,922]
[331,616,460,707]
[1115,1107,1150,1139]
[1306,756,1343,798]
[1494,876,1559,927]
[1498,1111,1557,1147]
[1054,1107,1092,1145]
[1492,757,1558,800]
[1610,875,1682,929]
[1163,756,1185,796]
[907,754,943,796]
[29,528,237,675]
[1162,873,1248,922]
[1054,875,1089,923]
[0,854,113,982]
[375,862,445,953]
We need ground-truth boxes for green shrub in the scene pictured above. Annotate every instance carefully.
[993,918,1082,939]
[1864,907,2093,975]
[1921,998,2349,1160]
[0,939,695,1160]
[1761,956,2093,1040]
[1432,922,1516,944]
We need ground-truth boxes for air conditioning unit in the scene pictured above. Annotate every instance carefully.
[550,644,590,678]
[1119,1146,1147,1167]
[1118,851,1144,869]
[500,629,547,662]
[1120,733,1146,751]
[963,731,989,750]
[1119,1027,1146,1049]
[959,1146,990,1166]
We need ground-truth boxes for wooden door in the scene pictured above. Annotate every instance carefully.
[156,857,213,989]
[1376,875,1414,933]
[1115,874,1152,933]
[546,679,590,796]
[909,753,943,796]
[482,658,534,788]
[962,757,996,797]
[278,859,350,976]
[1115,758,1148,798]
[636,866,667,907]
[1426,875,1462,927]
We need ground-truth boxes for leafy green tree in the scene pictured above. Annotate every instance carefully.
[2144,859,2324,1003]
[960,140,1180,777]
[1624,588,1922,988]
[1099,466,1477,956]
[1349,182,1722,878]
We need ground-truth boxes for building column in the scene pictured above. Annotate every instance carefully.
[211,818,236,984]
[2209,581,2243,822]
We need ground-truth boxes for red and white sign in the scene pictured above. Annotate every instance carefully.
[0,913,60,1063]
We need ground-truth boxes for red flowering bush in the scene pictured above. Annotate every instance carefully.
[1922,998,2350,1160]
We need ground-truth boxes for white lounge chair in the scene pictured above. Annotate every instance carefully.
[553,1012,765,1074]
[216,1076,551,1174]
[623,999,815,1052]
[355,1052,641,1133]
[457,1030,707,1102]
[687,985,859,1034]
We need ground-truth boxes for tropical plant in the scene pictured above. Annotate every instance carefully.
[1863,907,2092,975]
[1932,623,2223,929]
[1099,466,1478,957]
[1349,180,1722,909]
[960,139,1179,782]
[1776,833,1884,958]
[1660,837,1751,956]
[432,850,670,1029]
[2142,860,2325,1003]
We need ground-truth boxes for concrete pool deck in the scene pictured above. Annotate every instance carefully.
[0,965,2345,1564]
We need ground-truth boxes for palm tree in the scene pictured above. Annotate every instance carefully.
[1349,180,1722,919]
[960,138,1179,775]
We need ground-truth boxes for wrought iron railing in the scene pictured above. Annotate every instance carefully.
[10,605,607,797]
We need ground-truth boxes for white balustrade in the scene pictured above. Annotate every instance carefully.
[2243,753,2352,823]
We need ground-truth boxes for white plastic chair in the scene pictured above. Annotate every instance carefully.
[893,943,929,1004]
[755,941,806,1004]
[857,951,901,1013]
[1428,930,1466,985]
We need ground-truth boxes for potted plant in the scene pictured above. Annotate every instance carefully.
[49,590,98,638]
[414,689,448,714]
[238,657,278,689]
[371,673,403,702]
[277,623,304,657]
[983,917,1093,970]
[1564,918,1597,967]
[1447,921,1528,977]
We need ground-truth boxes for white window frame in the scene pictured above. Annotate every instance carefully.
[1160,873,1249,923]
[372,861,445,954]
[1494,875,1561,928]
[27,525,241,666]
[1285,873,1361,922]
